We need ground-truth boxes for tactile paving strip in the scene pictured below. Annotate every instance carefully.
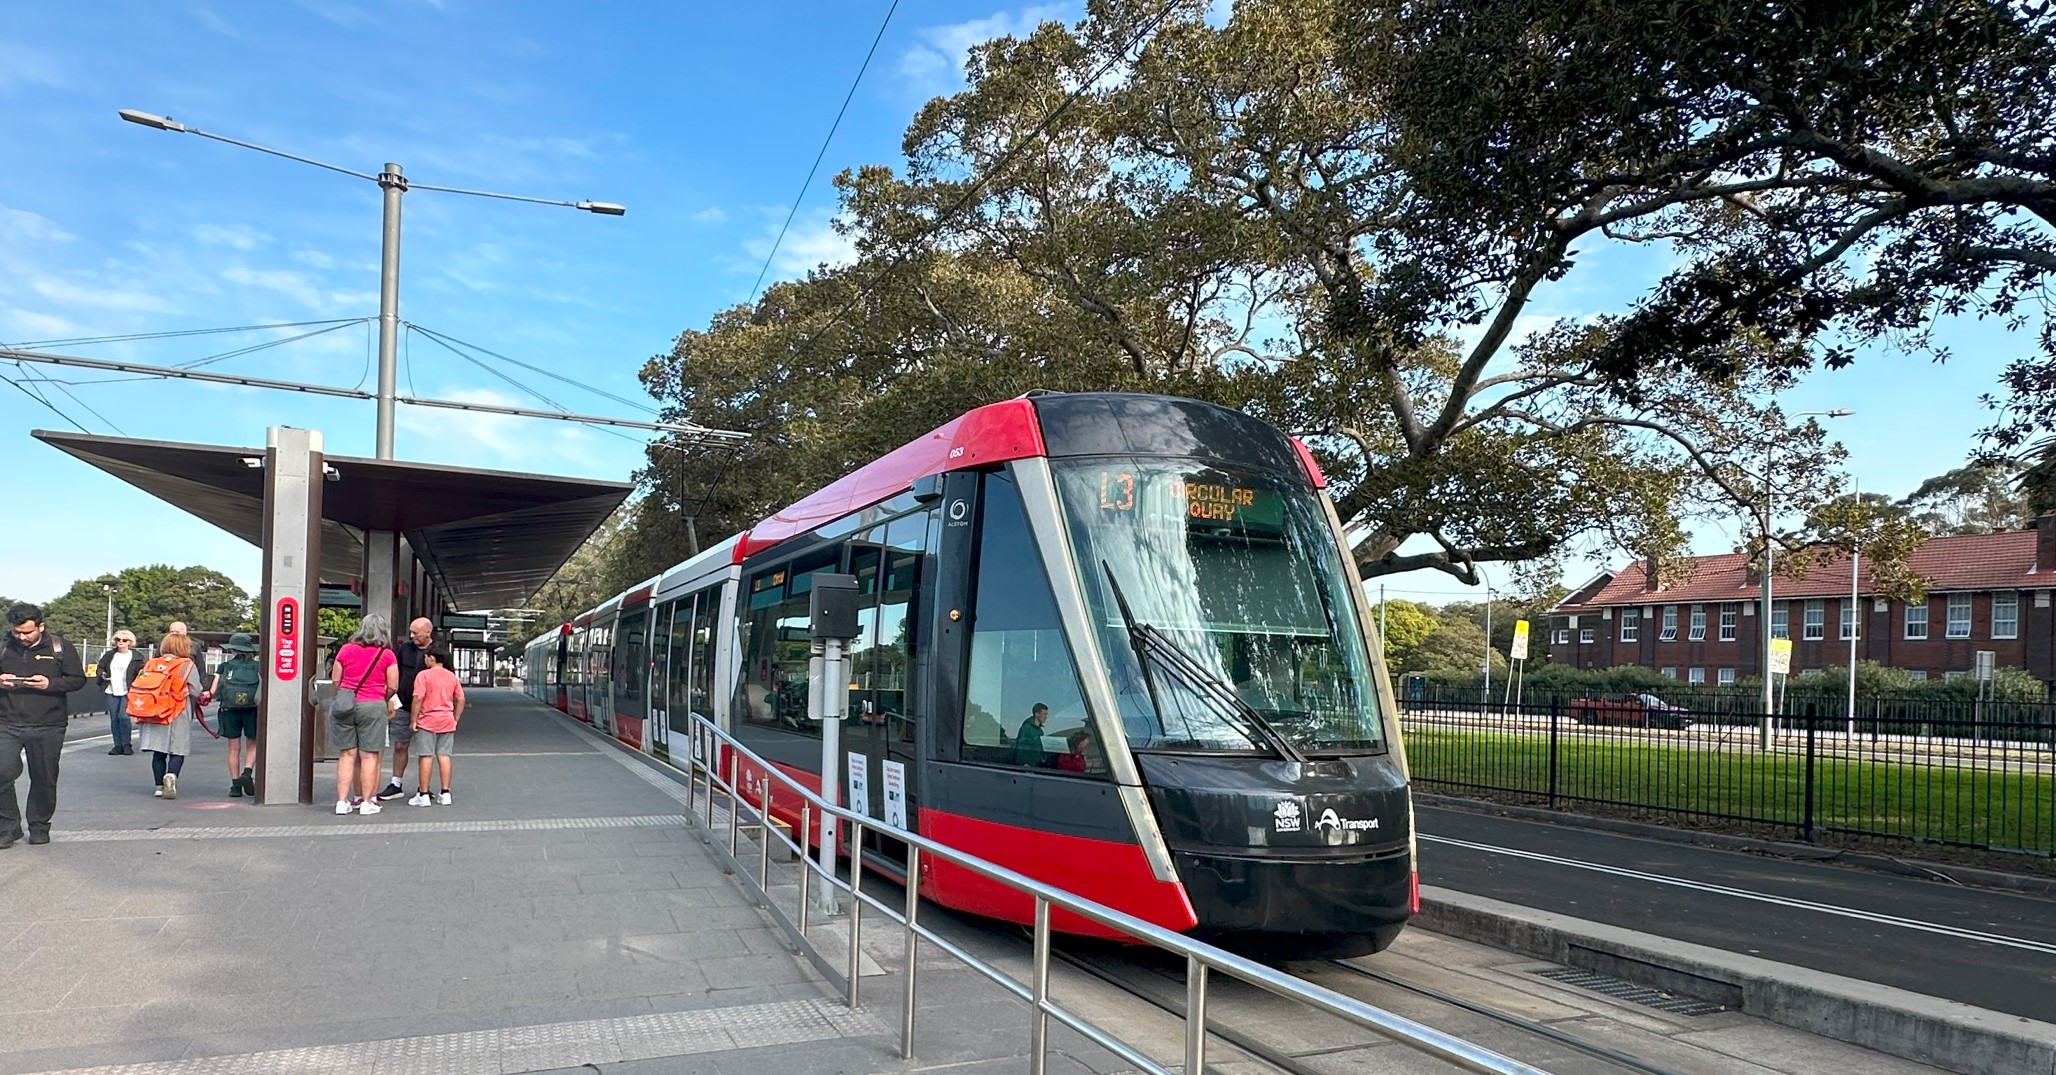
[56,814,690,842]
[28,997,886,1075]
[1533,968,1727,1016]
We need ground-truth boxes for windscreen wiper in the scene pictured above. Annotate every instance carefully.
[1101,562,1306,763]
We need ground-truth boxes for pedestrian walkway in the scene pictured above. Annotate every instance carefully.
[0,691,923,1075]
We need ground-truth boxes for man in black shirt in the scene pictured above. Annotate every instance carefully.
[377,617,439,802]
[1,603,88,847]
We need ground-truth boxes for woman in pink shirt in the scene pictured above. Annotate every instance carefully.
[407,648,465,806]
[329,615,398,815]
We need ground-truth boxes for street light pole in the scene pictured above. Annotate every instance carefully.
[1758,408,1852,749]
[376,164,405,459]
[102,581,116,647]
[117,109,625,461]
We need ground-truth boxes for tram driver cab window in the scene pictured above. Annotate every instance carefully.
[960,471,1105,777]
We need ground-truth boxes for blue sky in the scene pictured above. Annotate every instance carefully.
[0,1,2033,612]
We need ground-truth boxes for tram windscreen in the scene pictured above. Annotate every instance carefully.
[1054,460,1386,755]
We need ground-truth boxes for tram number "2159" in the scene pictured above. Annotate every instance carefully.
[1098,471,1257,522]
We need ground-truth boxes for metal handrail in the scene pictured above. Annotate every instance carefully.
[681,713,1553,1075]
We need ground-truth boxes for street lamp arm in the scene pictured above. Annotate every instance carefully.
[403,181,625,215]
[119,110,381,183]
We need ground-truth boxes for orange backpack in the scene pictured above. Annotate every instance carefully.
[125,656,192,724]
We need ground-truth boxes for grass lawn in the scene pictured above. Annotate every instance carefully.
[1404,726,2056,857]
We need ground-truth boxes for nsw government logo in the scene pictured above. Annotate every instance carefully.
[1272,800,1302,833]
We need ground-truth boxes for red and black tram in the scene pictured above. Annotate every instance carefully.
[524,392,1416,958]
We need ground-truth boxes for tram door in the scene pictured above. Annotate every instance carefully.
[841,510,929,845]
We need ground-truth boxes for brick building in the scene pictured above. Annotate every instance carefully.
[1549,514,2056,688]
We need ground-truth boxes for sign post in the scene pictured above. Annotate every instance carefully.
[808,573,860,916]
[257,426,324,805]
[1504,620,1530,709]
[1766,637,1794,739]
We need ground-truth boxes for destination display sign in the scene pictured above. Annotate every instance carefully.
[1096,470,1272,524]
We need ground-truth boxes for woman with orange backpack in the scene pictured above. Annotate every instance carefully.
[129,632,209,800]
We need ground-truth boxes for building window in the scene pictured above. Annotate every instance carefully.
[1718,604,1737,641]
[1659,605,1678,641]
[1716,667,1736,685]
[1945,594,1972,639]
[1904,602,1928,640]
[1580,628,1595,644]
[1803,599,1825,640]
[1906,669,1928,682]
[1840,603,1858,641]
[1659,667,1677,680]
[1993,593,2018,640]
[1687,604,1706,641]
[1551,628,1571,645]
[1943,669,1968,681]
[1771,603,1789,640]
[1620,607,1640,642]
[1687,667,1706,684]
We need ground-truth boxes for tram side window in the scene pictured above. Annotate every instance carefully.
[873,512,923,742]
[739,550,839,733]
[961,471,1101,777]
[617,610,647,703]
[848,541,884,725]
[690,588,718,722]
[665,600,693,729]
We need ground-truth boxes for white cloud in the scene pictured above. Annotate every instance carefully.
[742,212,856,279]
[222,266,325,309]
[0,206,76,244]
[0,309,88,342]
[394,385,602,471]
[292,249,338,270]
[0,43,70,92]
[899,4,1073,94]
[193,223,272,250]
[692,206,727,224]
[28,275,177,313]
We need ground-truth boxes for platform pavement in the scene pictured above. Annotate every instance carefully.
[0,690,1125,1075]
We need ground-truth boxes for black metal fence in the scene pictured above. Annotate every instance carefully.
[1399,691,2056,859]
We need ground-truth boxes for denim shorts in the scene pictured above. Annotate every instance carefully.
[329,700,387,754]
[409,729,455,757]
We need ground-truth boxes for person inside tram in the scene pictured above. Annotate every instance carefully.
[1012,702,1052,767]
[1056,725,1103,774]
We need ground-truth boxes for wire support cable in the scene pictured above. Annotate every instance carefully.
[747,0,901,305]
[404,326,649,447]
[403,322,662,416]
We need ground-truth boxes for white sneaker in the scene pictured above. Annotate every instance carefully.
[408,792,431,807]
[162,774,178,800]
[357,800,382,815]
[336,799,353,815]
[154,785,164,798]
[438,791,452,806]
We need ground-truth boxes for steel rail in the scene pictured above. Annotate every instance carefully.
[680,712,1552,1075]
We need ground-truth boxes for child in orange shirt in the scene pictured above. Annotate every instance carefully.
[406,649,465,806]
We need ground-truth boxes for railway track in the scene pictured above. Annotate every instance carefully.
[1049,942,1695,1075]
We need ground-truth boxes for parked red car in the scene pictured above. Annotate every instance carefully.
[1569,692,1693,730]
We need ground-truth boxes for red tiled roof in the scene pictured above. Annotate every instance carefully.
[1558,529,2044,611]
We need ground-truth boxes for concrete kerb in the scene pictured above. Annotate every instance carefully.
[1417,885,2056,1075]
[1416,793,2056,898]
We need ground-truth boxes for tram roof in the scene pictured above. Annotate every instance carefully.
[34,429,633,612]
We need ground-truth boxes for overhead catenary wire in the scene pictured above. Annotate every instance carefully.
[1,366,92,434]
[405,326,650,448]
[747,0,902,305]
[779,1,1182,369]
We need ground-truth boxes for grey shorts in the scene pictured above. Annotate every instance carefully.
[388,708,413,744]
[409,729,455,757]
[330,700,388,754]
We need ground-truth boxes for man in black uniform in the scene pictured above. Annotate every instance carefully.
[1,603,88,848]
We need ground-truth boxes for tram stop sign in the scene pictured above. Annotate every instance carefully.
[809,573,860,641]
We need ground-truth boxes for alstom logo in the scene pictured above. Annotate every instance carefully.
[1315,808,1379,832]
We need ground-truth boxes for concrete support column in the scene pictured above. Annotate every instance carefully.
[258,427,323,806]
[362,530,399,628]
